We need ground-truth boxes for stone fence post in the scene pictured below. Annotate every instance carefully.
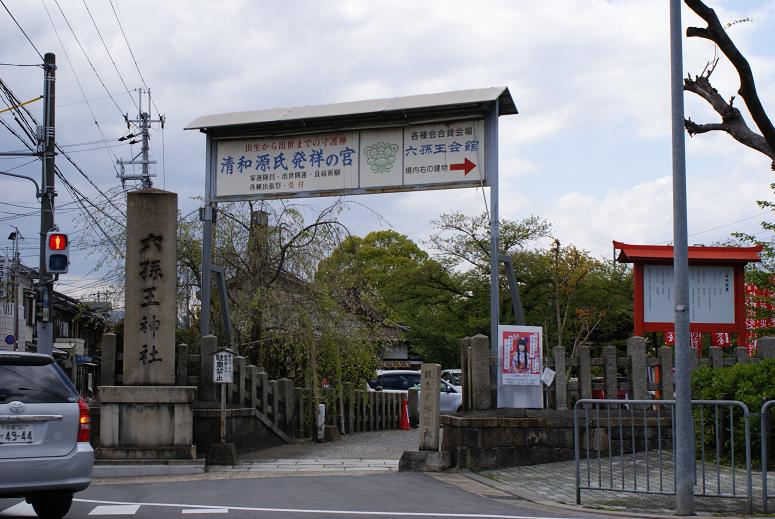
[100,333,116,387]
[248,365,258,409]
[470,334,491,410]
[626,337,647,400]
[735,346,749,364]
[578,344,592,399]
[460,336,472,411]
[278,378,294,435]
[710,346,723,368]
[603,345,617,399]
[552,346,567,410]
[658,346,674,399]
[760,337,775,358]
[236,356,247,406]
[257,371,268,414]
[200,335,217,401]
[175,343,189,386]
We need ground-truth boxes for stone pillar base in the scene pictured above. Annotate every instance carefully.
[398,450,451,472]
[98,386,197,460]
[207,443,237,465]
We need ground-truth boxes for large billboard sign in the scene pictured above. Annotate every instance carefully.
[213,119,485,200]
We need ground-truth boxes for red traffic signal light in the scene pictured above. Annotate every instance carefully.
[48,233,68,251]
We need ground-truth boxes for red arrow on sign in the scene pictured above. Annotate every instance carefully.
[450,158,476,175]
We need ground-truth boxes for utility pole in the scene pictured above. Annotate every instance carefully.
[669,0,694,515]
[117,88,164,189]
[37,53,56,356]
[8,227,21,351]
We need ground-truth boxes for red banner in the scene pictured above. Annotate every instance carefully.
[710,332,731,347]
[745,282,775,356]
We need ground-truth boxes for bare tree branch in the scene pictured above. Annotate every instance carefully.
[684,0,775,168]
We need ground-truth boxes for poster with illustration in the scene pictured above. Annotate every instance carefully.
[499,325,542,386]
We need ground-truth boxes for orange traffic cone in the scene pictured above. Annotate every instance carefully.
[400,398,411,430]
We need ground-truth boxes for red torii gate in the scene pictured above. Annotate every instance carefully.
[614,241,763,347]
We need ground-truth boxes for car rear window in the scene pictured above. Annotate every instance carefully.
[0,363,78,403]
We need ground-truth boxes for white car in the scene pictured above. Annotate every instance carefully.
[368,370,462,414]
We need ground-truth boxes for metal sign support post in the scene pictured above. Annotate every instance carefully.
[201,137,214,336]
[669,0,694,514]
[487,105,500,404]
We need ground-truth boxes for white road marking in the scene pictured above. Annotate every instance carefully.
[88,504,142,515]
[0,501,35,517]
[182,508,230,514]
[74,498,586,519]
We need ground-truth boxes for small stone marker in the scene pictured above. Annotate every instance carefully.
[418,363,441,451]
[123,189,177,385]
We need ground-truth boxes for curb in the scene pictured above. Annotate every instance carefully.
[462,472,750,519]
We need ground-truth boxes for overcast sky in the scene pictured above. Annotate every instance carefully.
[1,0,773,299]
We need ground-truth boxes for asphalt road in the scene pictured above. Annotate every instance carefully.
[0,472,607,519]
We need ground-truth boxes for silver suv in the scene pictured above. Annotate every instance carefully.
[0,352,93,518]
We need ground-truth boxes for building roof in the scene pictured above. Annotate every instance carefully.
[613,241,763,264]
[185,87,516,135]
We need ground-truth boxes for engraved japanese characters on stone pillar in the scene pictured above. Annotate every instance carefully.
[418,363,441,452]
[123,189,177,385]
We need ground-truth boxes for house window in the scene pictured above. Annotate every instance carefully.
[24,291,35,325]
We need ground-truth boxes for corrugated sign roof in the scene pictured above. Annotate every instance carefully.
[185,86,516,131]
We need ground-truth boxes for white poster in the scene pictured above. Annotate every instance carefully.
[499,325,542,386]
[644,265,734,323]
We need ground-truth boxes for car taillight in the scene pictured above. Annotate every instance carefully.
[78,398,90,443]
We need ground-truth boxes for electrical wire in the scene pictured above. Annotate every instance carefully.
[0,0,44,61]
[50,0,132,122]
[81,0,139,112]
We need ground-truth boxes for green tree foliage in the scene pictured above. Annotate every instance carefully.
[317,230,461,366]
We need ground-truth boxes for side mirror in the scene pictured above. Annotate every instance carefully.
[375,386,384,392]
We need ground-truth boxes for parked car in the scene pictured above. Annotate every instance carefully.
[368,370,462,414]
[441,368,462,391]
[0,351,94,519]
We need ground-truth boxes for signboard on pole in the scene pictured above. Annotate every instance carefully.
[213,349,234,384]
[643,265,734,324]
[213,120,485,200]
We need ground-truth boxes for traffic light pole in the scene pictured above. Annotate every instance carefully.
[37,53,56,356]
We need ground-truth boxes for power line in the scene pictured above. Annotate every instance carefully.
[81,0,139,112]
[0,0,44,61]
[50,0,131,121]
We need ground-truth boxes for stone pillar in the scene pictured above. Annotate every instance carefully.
[578,344,592,399]
[236,356,247,406]
[553,346,567,410]
[470,334,491,410]
[248,365,258,409]
[603,345,618,399]
[735,346,749,364]
[408,387,419,426]
[709,346,723,369]
[269,380,279,426]
[658,346,674,399]
[257,371,268,414]
[199,335,217,402]
[123,189,177,385]
[100,333,116,387]
[759,337,775,358]
[418,363,441,451]
[460,336,471,411]
[175,343,189,386]
[278,378,294,435]
[626,337,648,401]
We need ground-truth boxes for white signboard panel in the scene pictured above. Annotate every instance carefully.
[643,264,734,324]
[213,351,234,384]
[214,119,485,199]
[497,325,543,409]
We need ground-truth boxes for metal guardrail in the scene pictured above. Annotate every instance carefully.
[761,400,775,513]
[574,399,752,513]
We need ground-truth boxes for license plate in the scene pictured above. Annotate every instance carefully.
[0,424,33,444]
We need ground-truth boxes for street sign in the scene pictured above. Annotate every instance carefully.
[4,335,14,346]
[213,349,234,384]
[213,119,485,200]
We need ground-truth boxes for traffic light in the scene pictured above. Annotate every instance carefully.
[46,231,69,274]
